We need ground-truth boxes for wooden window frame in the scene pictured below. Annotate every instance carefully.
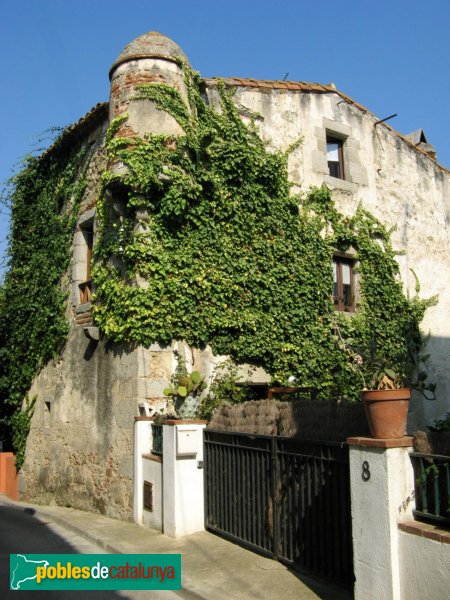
[326,135,345,180]
[333,254,356,312]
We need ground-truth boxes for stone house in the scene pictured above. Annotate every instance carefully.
[19,31,449,520]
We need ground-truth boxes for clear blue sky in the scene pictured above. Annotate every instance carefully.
[1,0,449,279]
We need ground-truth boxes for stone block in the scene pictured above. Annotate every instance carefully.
[311,150,327,173]
[147,351,173,380]
[347,163,369,186]
[323,174,358,194]
[323,117,352,137]
[316,137,327,152]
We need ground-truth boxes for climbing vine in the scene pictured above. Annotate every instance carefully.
[0,136,89,466]
[92,65,436,402]
[0,61,437,462]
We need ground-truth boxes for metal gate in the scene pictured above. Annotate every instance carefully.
[204,429,353,589]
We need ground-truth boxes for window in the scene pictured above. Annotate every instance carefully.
[333,255,355,312]
[78,220,94,304]
[327,136,344,179]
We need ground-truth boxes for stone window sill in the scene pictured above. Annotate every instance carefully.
[323,175,358,193]
[75,302,92,314]
[398,520,450,544]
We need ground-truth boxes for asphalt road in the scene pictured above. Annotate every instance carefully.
[0,504,185,600]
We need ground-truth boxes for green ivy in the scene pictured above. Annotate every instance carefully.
[197,360,254,420]
[92,66,436,401]
[0,136,89,463]
[0,61,436,465]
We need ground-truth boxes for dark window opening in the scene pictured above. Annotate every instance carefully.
[79,221,94,304]
[333,256,355,312]
[327,136,344,179]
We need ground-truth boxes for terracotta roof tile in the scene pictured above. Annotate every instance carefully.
[205,77,337,94]
[257,82,274,90]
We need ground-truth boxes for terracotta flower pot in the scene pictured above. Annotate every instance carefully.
[361,388,411,439]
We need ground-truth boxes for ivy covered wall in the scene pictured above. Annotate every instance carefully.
[0,140,89,466]
[92,67,434,403]
[0,60,438,470]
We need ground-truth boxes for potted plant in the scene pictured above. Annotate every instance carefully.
[163,353,207,419]
[149,353,207,455]
[360,365,412,439]
[338,329,436,439]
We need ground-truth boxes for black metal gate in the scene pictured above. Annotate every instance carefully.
[204,429,353,589]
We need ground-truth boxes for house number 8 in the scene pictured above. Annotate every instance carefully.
[362,461,371,481]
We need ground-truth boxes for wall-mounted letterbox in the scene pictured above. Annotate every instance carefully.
[176,428,198,457]
[143,480,153,511]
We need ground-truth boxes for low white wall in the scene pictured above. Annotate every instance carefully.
[398,530,450,600]
[349,439,415,600]
[349,437,450,600]
[134,418,206,538]
[133,418,153,525]
[162,422,206,537]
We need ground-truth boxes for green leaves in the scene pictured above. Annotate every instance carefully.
[177,386,188,398]
[96,63,434,400]
[190,370,201,385]
[162,355,207,417]
[0,136,89,456]
[1,58,436,470]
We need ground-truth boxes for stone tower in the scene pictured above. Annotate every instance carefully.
[109,31,190,140]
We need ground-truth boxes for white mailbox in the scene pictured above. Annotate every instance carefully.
[176,428,199,457]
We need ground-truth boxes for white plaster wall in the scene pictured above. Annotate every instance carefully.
[133,419,152,523]
[206,84,450,427]
[134,420,163,531]
[349,445,415,600]
[398,531,450,600]
[162,423,205,537]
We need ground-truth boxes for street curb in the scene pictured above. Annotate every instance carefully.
[0,495,123,554]
[34,507,125,555]
[0,495,209,600]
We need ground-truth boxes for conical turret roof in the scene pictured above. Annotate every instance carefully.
[109,31,189,79]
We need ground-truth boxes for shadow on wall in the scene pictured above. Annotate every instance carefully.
[408,334,450,431]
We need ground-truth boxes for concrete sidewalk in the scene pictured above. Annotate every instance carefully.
[0,495,352,600]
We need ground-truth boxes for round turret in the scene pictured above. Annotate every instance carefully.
[109,31,190,138]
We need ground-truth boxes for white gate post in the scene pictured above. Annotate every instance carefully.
[162,420,207,537]
[347,436,415,600]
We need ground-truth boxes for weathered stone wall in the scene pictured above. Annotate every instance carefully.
[21,43,449,519]
[22,327,137,518]
[21,325,188,519]
[205,84,450,428]
[110,58,188,138]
